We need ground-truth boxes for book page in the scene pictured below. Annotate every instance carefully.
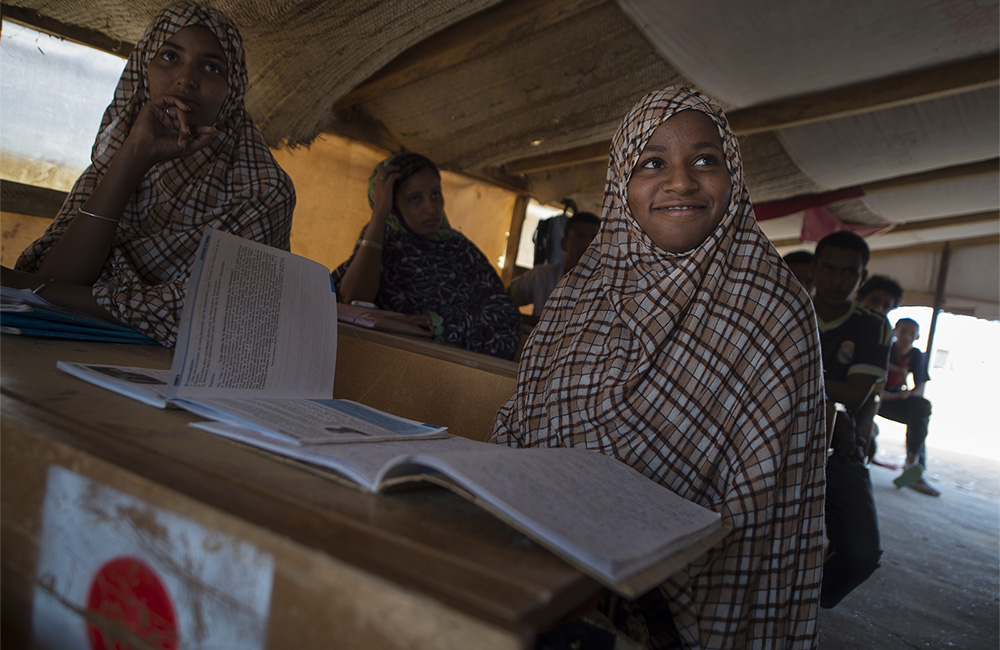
[57,362,172,409]
[377,445,723,585]
[168,230,338,399]
[189,423,477,490]
[183,418,721,593]
[176,397,447,445]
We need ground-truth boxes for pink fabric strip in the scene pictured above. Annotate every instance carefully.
[754,186,866,221]
[800,206,894,242]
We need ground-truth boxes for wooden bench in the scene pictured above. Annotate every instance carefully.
[335,323,517,442]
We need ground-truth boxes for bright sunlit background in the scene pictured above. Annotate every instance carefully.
[880,305,1000,460]
[0,21,125,191]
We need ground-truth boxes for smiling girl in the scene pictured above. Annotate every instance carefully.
[6,2,295,346]
[493,87,826,648]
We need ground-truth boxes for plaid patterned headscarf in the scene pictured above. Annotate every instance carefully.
[17,2,294,346]
[493,87,826,648]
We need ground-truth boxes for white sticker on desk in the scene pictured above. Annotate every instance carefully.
[31,465,274,649]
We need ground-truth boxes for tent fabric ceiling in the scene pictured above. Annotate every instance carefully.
[862,175,1000,224]
[3,0,998,316]
[617,0,998,107]
[776,88,1000,188]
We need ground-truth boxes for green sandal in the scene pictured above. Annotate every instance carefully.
[893,464,923,489]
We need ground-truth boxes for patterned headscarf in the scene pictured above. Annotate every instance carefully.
[492,87,826,647]
[367,152,455,241]
[17,2,295,346]
[330,152,522,359]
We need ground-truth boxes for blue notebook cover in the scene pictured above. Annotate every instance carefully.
[1,287,159,345]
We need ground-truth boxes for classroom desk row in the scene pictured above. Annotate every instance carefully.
[0,327,600,649]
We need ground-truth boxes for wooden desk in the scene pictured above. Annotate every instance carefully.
[1,335,598,649]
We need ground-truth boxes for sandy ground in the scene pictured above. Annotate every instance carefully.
[818,420,1000,649]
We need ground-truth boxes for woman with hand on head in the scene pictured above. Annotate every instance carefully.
[332,153,522,360]
[492,87,826,648]
[6,2,294,346]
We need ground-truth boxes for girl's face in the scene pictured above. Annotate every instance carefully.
[147,25,229,126]
[626,110,732,253]
[394,168,445,237]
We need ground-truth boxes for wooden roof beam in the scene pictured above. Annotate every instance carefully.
[503,54,999,175]
[864,158,999,193]
[768,213,999,249]
[502,142,610,176]
[882,210,998,234]
[0,4,133,55]
[868,233,999,257]
[873,210,1000,236]
[728,54,999,135]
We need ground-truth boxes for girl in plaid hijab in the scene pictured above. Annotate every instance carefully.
[493,87,826,648]
[14,2,294,346]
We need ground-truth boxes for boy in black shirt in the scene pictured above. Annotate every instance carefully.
[812,231,891,608]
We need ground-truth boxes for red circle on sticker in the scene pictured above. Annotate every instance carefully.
[85,556,179,650]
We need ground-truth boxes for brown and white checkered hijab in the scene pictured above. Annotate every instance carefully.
[493,87,826,647]
[17,2,294,346]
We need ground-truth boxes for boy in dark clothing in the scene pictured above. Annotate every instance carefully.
[812,231,892,609]
[856,274,905,467]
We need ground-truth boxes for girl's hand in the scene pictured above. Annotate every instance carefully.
[371,165,401,222]
[403,312,434,331]
[126,96,219,167]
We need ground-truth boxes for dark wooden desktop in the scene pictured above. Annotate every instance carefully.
[1,329,598,649]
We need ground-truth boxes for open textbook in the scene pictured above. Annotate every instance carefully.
[57,229,446,444]
[191,422,725,596]
[57,228,725,594]
[57,362,446,444]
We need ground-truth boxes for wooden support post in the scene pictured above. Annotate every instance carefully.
[502,194,530,285]
[924,242,951,359]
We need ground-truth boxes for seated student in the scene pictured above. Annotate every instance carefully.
[855,274,905,465]
[783,249,815,294]
[508,211,600,323]
[882,318,939,496]
[3,2,295,347]
[811,230,891,609]
[493,86,826,648]
[857,274,904,317]
[332,153,522,360]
